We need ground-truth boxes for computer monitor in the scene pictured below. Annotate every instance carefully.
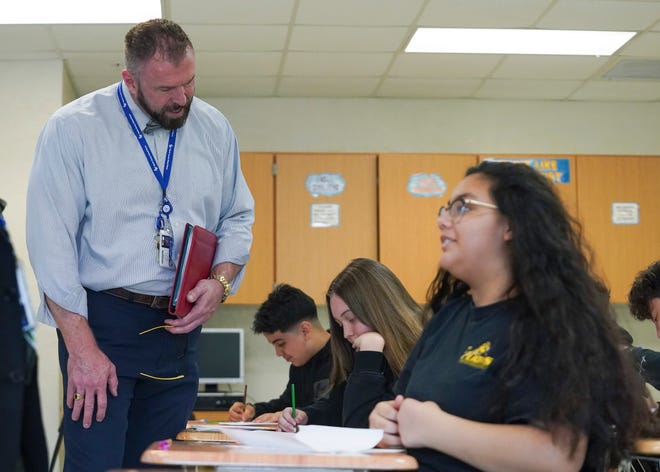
[197,328,244,392]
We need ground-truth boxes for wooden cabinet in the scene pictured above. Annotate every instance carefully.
[576,155,660,302]
[274,153,378,304]
[227,153,274,305]
[378,154,478,302]
[230,152,657,306]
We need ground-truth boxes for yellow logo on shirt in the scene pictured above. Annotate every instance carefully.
[459,341,494,369]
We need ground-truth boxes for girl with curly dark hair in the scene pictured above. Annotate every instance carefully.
[370,160,648,472]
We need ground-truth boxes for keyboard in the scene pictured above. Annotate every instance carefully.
[194,393,244,410]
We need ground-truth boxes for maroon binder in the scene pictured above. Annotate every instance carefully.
[169,224,218,317]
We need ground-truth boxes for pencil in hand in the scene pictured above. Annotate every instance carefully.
[241,384,249,421]
[291,383,298,433]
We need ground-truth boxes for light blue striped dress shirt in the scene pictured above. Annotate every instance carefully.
[27,81,254,326]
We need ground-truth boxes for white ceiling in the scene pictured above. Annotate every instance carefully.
[4,0,660,101]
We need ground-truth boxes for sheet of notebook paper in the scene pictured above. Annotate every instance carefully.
[219,425,383,453]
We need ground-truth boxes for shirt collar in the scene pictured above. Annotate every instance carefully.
[119,80,153,134]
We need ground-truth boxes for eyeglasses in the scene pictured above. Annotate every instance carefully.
[438,197,498,222]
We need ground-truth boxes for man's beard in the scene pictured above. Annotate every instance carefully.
[137,87,193,130]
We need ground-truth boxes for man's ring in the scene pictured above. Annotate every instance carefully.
[74,392,83,401]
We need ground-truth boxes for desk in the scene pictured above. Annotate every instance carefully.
[177,429,234,442]
[193,410,230,422]
[634,438,660,456]
[141,440,418,470]
[625,438,660,471]
[177,421,277,442]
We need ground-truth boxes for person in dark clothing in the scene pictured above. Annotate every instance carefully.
[229,284,331,422]
[629,261,660,337]
[618,326,660,392]
[278,258,424,431]
[0,198,49,471]
[370,161,648,472]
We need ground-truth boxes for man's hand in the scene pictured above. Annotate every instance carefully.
[165,278,222,334]
[67,345,118,428]
[46,296,119,428]
[166,262,243,334]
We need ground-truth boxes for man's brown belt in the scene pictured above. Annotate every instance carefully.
[103,287,170,310]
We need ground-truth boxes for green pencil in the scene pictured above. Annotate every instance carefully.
[291,383,298,432]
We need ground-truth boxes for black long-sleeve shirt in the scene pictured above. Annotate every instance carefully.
[253,339,332,417]
[631,346,660,391]
[303,350,396,428]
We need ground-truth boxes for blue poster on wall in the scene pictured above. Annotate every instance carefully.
[484,157,571,183]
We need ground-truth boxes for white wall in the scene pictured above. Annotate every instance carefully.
[3,59,660,464]
[209,97,660,156]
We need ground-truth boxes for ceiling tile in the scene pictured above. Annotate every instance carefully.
[184,24,289,52]
[283,52,393,76]
[0,25,55,52]
[420,0,552,28]
[493,55,610,80]
[4,0,660,101]
[475,79,582,100]
[538,0,660,30]
[296,0,425,26]
[289,26,408,52]
[278,77,380,97]
[63,52,125,77]
[378,77,482,98]
[619,31,660,57]
[51,25,129,51]
[195,77,276,97]
[195,51,282,76]
[570,80,660,101]
[169,0,295,24]
[651,19,660,32]
[389,53,502,77]
[604,59,660,80]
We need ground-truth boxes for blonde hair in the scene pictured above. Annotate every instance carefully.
[325,258,423,387]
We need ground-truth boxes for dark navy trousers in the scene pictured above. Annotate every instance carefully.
[57,289,200,471]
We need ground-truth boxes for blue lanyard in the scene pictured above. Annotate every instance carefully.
[116,83,176,217]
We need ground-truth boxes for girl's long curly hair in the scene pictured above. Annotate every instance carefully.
[428,161,648,469]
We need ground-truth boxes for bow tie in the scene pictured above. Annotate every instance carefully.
[143,120,162,134]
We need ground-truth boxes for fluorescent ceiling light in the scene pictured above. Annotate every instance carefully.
[406,28,636,56]
[1,0,161,24]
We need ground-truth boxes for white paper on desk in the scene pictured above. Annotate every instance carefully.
[193,421,278,431]
[219,425,383,453]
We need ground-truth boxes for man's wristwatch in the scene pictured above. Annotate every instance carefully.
[209,274,231,303]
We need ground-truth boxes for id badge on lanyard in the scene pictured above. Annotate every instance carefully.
[117,83,178,270]
[156,197,175,269]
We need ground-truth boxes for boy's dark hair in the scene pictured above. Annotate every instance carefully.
[629,260,660,321]
[252,284,318,334]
